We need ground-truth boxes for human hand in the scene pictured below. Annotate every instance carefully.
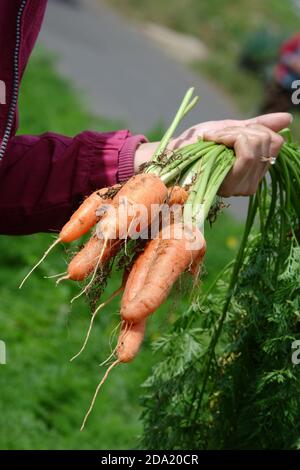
[134,113,292,197]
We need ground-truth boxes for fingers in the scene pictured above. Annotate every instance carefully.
[242,127,270,189]
[205,124,285,197]
[203,127,263,195]
[244,112,293,132]
[203,124,283,149]
[173,112,292,150]
[218,134,258,197]
[246,126,283,185]
[197,113,292,139]
[246,124,284,157]
[173,112,290,198]
[203,125,284,164]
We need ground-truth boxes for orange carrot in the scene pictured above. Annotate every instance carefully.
[189,249,206,277]
[121,223,206,323]
[167,186,188,207]
[114,236,161,361]
[122,240,160,306]
[65,235,121,282]
[60,185,120,243]
[80,222,202,430]
[80,318,146,430]
[116,319,146,363]
[98,174,168,241]
[70,181,177,285]
[62,176,165,292]
[115,238,161,360]
[19,185,120,288]
[80,250,155,430]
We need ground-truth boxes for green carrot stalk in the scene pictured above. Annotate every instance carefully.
[160,145,217,184]
[191,146,226,211]
[184,147,235,223]
[159,141,215,176]
[146,88,199,175]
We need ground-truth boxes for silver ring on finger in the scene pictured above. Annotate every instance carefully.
[260,155,277,165]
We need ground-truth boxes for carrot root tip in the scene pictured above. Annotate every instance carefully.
[44,271,67,279]
[80,359,120,431]
[70,287,123,362]
[19,237,61,289]
[56,274,70,286]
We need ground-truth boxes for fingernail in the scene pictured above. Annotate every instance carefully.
[288,113,294,123]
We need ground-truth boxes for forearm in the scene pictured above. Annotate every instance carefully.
[0,130,146,235]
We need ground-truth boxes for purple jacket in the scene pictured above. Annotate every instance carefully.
[0,0,146,235]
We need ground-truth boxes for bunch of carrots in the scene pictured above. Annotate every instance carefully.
[19,88,241,429]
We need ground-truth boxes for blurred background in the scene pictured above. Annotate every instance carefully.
[0,0,299,450]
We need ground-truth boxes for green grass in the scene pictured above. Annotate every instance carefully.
[107,0,300,119]
[0,51,243,449]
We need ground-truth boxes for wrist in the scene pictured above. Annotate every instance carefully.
[118,134,148,182]
[134,142,159,173]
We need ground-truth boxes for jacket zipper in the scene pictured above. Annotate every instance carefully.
[0,0,27,162]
